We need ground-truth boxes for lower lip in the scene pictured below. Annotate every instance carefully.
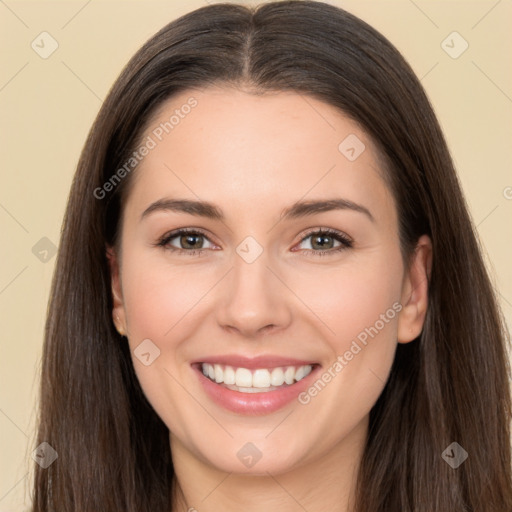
[192,364,321,415]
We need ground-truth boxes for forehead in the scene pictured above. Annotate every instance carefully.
[123,86,395,227]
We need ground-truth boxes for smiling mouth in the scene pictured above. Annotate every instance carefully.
[199,362,317,393]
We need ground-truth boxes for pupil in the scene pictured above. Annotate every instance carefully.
[178,234,334,251]
[182,234,201,249]
[313,235,332,250]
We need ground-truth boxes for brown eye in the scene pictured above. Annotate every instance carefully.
[157,228,215,254]
[295,228,353,257]
[310,233,336,250]
[178,233,204,250]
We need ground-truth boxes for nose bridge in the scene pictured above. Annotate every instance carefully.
[215,239,292,336]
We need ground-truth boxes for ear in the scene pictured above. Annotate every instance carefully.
[397,234,432,344]
[106,244,127,337]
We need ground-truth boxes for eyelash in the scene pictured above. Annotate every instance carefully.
[155,227,353,258]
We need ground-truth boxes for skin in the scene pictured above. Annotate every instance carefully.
[107,86,432,512]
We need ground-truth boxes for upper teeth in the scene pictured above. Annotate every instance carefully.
[201,363,313,388]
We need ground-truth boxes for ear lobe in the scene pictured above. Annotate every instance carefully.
[397,234,432,344]
[106,245,127,336]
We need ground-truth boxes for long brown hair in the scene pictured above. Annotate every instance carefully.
[31,1,512,510]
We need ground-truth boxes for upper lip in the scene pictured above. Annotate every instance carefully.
[192,355,319,370]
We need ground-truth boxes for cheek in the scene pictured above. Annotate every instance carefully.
[288,251,403,421]
[121,249,212,344]
[119,250,206,435]
[119,250,205,393]
[286,251,403,351]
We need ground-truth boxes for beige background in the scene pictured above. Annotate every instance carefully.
[1,0,511,510]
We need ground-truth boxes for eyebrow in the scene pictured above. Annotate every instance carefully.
[140,197,375,223]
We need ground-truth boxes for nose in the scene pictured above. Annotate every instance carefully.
[215,248,292,339]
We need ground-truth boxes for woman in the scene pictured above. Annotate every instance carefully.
[31,1,512,510]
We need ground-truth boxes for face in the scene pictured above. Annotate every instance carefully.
[108,86,431,475]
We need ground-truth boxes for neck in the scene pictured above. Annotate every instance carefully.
[170,415,368,512]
